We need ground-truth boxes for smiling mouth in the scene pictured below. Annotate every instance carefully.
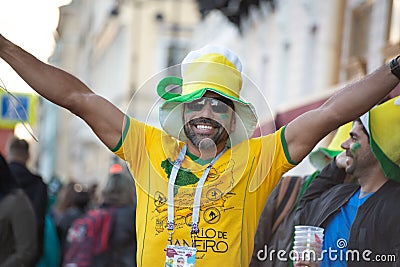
[189,118,221,132]
[184,117,229,149]
[195,124,214,130]
[345,152,353,165]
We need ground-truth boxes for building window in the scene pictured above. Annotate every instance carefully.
[382,0,400,61]
[350,3,372,60]
[345,2,372,80]
[389,0,400,44]
[167,41,188,67]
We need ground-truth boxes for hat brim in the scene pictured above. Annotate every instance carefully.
[308,147,342,171]
[361,111,400,182]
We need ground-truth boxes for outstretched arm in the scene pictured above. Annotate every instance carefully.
[285,59,400,163]
[0,34,125,149]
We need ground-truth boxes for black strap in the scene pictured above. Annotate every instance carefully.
[390,55,400,80]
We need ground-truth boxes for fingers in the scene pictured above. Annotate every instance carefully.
[335,151,347,169]
[294,260,319,267]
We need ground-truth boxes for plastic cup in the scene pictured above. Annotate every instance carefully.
[293,240,323,249]
[294,234,324,244]
[293,225,324,265]
[295,225,324,232]
[294,225,324,246]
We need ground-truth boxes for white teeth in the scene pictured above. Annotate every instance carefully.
[196,125,213,130]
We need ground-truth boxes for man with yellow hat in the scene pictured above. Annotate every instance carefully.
[0,33,399,266]
[250,123,352,267]
[296,96,400,266]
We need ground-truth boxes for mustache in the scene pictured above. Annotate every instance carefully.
[188,117,222,128]
[346,150,353,158]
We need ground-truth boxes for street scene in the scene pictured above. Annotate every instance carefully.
[0,0,399,266]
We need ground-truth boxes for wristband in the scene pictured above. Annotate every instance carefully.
[390,55,400,80]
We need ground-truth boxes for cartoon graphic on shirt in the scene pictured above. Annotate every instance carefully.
[154,158,237,234]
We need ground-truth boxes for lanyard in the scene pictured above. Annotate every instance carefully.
[167,144,227,244]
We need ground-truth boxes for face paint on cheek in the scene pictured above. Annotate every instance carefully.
[219,114,229,120]
[350,142,361,153]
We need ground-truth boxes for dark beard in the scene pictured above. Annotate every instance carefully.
[183,117,229,150]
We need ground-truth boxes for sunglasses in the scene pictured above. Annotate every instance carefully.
[185,97,235,113]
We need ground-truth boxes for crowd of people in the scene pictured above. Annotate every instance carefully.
[0,136,137,267]
[0,32,399,267]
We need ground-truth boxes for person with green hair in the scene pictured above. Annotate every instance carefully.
[296,96,400,266]
[0,33,399,266]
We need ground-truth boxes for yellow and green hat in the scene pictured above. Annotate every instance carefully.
[308,122,352,171]
[157,45,258,145]
[360,96,400,181]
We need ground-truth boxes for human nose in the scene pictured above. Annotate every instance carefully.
[341,138,351,150]
[196,101,214,117]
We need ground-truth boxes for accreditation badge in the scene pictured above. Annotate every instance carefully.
[165,245,197,267]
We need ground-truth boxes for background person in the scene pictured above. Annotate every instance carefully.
[91,165,137,267]
[54,182,90,265]
[6,136,48,266]
[62,164,136,267]
[0,152,38,266]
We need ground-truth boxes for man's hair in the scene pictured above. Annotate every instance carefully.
[99,172,136,206]
[6,136,29,160]
[354,118,370,140]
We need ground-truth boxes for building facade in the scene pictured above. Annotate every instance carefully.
[41,0,199,184]
[39,0,400,182]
